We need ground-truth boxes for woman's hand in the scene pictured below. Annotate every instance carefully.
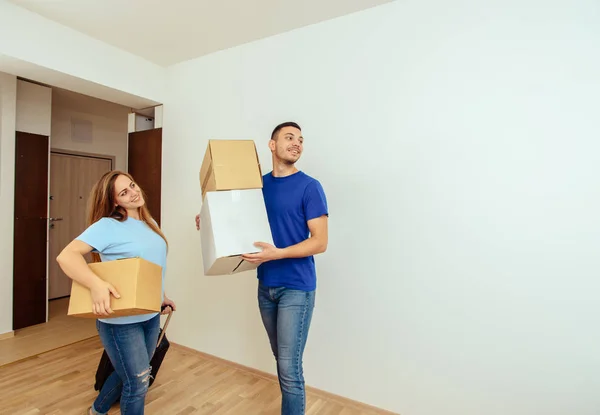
[161,295,176,314]
[90,280,120,316]
[195,214,200,230]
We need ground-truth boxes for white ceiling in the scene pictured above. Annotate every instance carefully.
[8,0,394,67]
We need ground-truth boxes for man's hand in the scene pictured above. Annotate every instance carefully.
[241,242,283,265]
[195,214,200,230]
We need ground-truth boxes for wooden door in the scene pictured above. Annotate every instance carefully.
[13,132,49,330]
[48,153,112,300]
[128,128,162,225]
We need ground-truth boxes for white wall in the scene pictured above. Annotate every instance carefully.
[161,0,600,414]
[51,88,129,170]
[16,80,52,135]
[0,72,16,335]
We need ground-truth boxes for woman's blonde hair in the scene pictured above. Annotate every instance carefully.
[87,170,167,262]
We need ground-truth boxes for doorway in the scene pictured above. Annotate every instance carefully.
[48,150,113,301]
[10,82,163,334]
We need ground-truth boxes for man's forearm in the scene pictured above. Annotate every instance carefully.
[279,236,327,259]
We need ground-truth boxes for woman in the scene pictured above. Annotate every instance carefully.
[56,170,175,415]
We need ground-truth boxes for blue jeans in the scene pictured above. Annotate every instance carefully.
[92,315,160,415]
[258,282,316,415]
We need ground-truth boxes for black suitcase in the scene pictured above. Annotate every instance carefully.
[94,307,173,391]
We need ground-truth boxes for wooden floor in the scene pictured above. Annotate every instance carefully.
[0,298,396,415]
[0,298,97,367]
[0,336,394,415]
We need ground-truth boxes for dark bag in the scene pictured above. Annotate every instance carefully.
[94,307,173,391]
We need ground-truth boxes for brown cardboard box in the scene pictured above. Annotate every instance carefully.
[199,140,263,198]
[68,257,162,318]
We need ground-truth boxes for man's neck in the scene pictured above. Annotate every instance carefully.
[272,159,298,178]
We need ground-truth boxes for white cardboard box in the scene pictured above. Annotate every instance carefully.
[200,189,274,275]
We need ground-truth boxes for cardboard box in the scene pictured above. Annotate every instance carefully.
[68,257,162,318]
[200,188,274,275]
[199,139,263,198]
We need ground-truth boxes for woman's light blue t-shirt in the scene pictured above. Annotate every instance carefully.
[76,217,167,325]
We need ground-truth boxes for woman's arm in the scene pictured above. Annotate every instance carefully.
[56,240,120,316]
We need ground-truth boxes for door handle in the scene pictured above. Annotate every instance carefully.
[49,217,63,222]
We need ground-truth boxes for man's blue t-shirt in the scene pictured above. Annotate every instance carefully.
[258,171,328,291]
[76,217,167,325]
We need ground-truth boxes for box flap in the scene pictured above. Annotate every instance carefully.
[234,259,258,274]
[199,140,263,196]
[199,142,214,195]
[205,255,259,276]
[210,140,258,167]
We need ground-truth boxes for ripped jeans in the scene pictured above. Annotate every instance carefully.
[258,283,315,415]
[92,315,160,415]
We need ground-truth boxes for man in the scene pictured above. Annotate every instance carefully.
[196,122,328,414]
